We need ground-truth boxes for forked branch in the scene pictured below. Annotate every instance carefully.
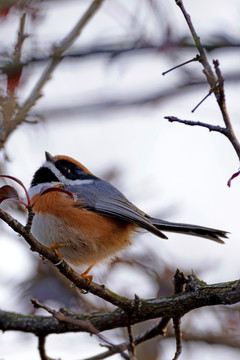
[164,0,240,168]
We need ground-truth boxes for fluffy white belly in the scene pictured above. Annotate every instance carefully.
[31,213,98,266]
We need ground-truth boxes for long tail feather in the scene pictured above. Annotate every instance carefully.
[149,218,228,243]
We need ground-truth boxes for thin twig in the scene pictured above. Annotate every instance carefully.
[38,336,56,360]
[212,60,240,158]
[19,0,104,117]
[165,116,227,134]
[162,55,200,75]
[32,299,101,335]
[171,270,186,360]
[7,0,105,139]
[84,271,187,360]
[170,0,240,164]
[175,0,216,87]
[83,311,176,359]
[32,298,130,360]
[127,324,136,360]
[13,13,28,63]
[191,85,216,113]
[172,317,182,360]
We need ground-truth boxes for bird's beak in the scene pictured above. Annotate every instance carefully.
[45,151,55,163]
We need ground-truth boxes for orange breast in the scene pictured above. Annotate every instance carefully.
[30,191,134,266]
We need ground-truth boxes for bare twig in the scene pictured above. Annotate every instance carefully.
[13,12,28,63]
[191,85,216,113]
[0,0,105,150]
[212,60,240,159]
[171,270,186,360]
[175,0,216,87]
[164,116,227,133]
[38,336,56,360]
[32,299,131,360]
[15,0,105,119]
[162,55,200,75]
[127,324,136,360]
[32,299,101,335]
[172,317,182,360]
[164,0,240,168]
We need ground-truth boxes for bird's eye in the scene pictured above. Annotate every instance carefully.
[62,166,71,174]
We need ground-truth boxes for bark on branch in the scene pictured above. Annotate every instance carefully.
[0,277,239,336]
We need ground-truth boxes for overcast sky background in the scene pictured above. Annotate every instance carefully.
[0,0,240,359]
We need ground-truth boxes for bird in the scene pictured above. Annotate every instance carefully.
[28,152,228,280]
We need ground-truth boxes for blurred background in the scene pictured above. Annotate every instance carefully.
[0,0,240,359]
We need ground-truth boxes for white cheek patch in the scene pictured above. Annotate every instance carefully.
[44,161,63,180]
[69,179,94,185]
[41,161,95,185]
[29,160,95,200]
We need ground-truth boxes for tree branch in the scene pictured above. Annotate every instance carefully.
[164,116,227,134]
[1,277,240,336]
[0,0,105,149]
[38,336,55,360]
[164,0,240,165]
[0,208,132,309]
[175,0,216,87]
[32,299,131,360]
[1,205,239,357]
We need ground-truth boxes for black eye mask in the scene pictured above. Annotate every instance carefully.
[55,159,97,180]
[31,167,59,187]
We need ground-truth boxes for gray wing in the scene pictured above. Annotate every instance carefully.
[64,180,167,239]
[63,180,227,243]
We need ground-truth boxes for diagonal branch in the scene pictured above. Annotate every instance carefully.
[32,299,130,360]
[0,207,240,338]
[1,0,105,149]
[175,0,216,87]
[164,0,240,166]
[15,0,104,118]
[0,207,132,309]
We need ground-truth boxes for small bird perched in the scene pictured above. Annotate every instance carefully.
[29,152,227,279]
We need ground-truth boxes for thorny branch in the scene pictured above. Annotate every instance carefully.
[164,0,240,166]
